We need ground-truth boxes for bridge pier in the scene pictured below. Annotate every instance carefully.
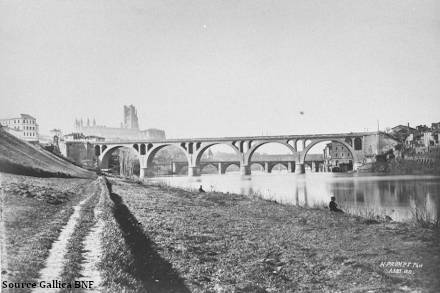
[288,162,294,173]
[188,166,200,177]
[140,168,146,179]
[315,162,320,172]
[240,165,251,176]
[295,163,305,174]
[140,167,155,179]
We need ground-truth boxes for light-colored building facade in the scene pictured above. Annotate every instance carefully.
[72,124,165,140]
[73,105,166,141]
[422,132,439,147]
[0,114,39,142]
[62,105,165,167]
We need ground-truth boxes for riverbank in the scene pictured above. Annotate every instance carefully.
[104,177,440,292]
[2,171,439,292]
[357,159,440,175]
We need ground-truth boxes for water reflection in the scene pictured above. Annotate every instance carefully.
[147,173,440,223]
[331,178,440,222]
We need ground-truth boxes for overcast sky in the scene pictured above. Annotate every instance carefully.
[1,0,439,138]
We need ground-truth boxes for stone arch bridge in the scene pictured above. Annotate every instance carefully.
[93,132,385,178]
[169,158,324,175]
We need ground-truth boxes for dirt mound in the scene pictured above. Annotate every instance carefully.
[0,127,95,178]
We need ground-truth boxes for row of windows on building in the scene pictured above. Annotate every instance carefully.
[23,132,36,137]
[2,119,36,124]
[332,152,352,158]
[7,125,36,131]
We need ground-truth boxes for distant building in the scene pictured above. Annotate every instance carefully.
[50,128,62,138]
[123,105,139,129]
[73,105,165,140]
[59,133,106,168]
[0,114,39,142]
[391,122,440,149]
[416,124,430,133]
[49,129,63,144]
[422,132,439,147]
[323,142,353,172]
[390,124,417,142]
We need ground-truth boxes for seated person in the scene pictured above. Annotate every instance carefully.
[329,196,343,213]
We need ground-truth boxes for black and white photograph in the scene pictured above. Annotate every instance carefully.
[1,1,439,292]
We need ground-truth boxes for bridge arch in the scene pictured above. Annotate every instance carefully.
[200,163,219,174]
[244,141,296,165]
[300,139,358,164]
[223,162,240,173]
[99,144,140,170]
[194,143,240,166]
[268,162,288,173]
[250,161,265,170]
[146,143,190,167]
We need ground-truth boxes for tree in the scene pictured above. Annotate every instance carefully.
[119,148,138,177]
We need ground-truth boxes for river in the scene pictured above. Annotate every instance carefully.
[147,172,440,223]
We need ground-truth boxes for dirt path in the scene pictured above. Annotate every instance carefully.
[32,178,106,293]
[32,198,88,293]
[75,182,106,292]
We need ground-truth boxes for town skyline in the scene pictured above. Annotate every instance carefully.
[0,106,437,139]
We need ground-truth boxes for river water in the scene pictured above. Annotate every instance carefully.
[147,172,440,223]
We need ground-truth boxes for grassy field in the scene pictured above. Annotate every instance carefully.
[103,178,440,293]
[0,172,93,288]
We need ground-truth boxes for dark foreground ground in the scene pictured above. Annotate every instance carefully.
[103,178,440,293]
[2,173,439,293]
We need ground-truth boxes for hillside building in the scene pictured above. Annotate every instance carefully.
[0,114,39,142]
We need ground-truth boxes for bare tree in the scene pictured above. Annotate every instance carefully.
[119,148,137,177]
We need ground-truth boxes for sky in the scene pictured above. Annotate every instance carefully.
[1,0,440,138]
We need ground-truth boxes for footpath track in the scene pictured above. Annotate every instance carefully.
[32,177,107,293]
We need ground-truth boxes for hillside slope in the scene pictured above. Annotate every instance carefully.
[0,127,95,178]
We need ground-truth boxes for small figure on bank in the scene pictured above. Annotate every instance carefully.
[199,185,205,193]
[329,196,343,213]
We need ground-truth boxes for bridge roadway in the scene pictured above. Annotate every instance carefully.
[92,131,387,178]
